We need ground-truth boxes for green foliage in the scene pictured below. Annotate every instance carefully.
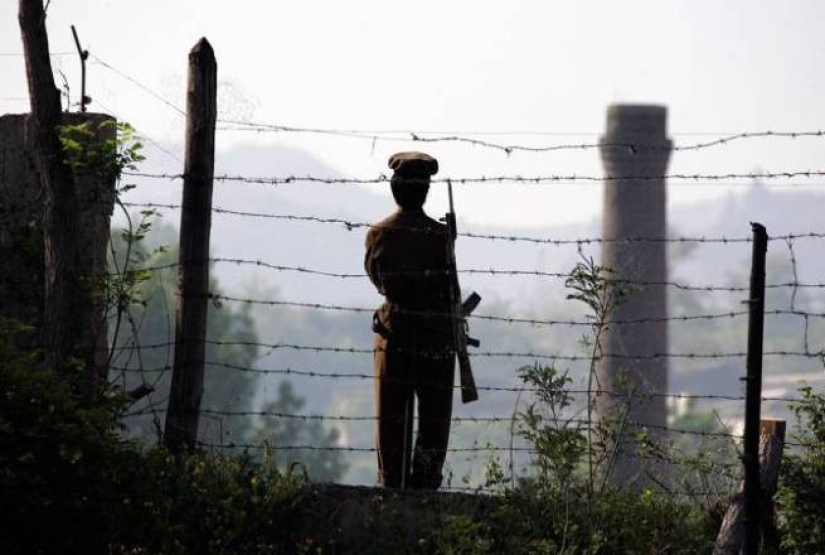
[109,450,306,555]
[564,256,636,319]
[0,318,128,553]
[58,119,155,357]
[0,217,43,331]
[666,399,739,497]
[493,362,716,554]
[60,118,262,446]
[434,478,716,554]
[59,120,145,190]
[778,385,825,554]
[0,319,311,554]
[428,259,720,554]
[516,364,586,492]
[564,255,639,489]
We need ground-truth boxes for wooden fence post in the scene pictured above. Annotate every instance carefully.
[742,222,768,555]
[164,38,217,451]
[713,223,770,555]
[712,419,786,555]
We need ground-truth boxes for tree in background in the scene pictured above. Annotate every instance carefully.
[109,220,261,447]
[249,381,348,482]
[111,221,347,484]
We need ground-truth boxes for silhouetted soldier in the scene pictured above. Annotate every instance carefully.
[365,152,454,489]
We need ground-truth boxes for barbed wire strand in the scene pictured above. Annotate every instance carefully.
[117,201,825,247]
[82,54,825,493]
[117,257,825,293]
[207,293,825,326]
[90,54,186,117]
[124,170,825,186]
[111,360,808,405]
[218,119,825,155]
[111,337,825,362]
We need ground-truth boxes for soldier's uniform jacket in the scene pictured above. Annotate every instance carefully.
[366,150,455,489]
[364,208,453,350]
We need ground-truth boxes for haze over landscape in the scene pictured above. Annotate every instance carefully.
[3,1,825,486]
[116,140,825,485]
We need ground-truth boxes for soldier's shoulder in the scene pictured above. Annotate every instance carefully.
[373,212,403,230]
[366,212,401,241]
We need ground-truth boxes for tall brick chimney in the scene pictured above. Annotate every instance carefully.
[597,104,672,486]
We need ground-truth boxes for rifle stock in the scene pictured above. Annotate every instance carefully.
[458,349,479,403]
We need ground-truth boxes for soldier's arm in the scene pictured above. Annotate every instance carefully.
[364,228,386,294]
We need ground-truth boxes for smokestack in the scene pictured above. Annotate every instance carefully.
[597,104,672,486]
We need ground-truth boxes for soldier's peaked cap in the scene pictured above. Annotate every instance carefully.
[388,151,438,178]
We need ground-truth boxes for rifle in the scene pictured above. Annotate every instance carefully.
[443,180,481,404]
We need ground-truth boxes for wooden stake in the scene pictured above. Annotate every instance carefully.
[742,222,768,555]
[164,38,217,451]
[712,419,786,555]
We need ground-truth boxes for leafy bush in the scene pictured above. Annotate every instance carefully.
[432,363,718,555]
[430,257,722,554]
[778,385,825,554]
[0,319,127,553]
[0,319,308,555]
[110,450,305,555]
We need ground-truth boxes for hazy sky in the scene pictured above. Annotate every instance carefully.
[3,1,825,226]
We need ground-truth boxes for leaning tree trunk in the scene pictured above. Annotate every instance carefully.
[19,0,96,390]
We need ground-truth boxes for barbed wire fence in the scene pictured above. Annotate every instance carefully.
[34,52,823,496]
[106,199,825,494]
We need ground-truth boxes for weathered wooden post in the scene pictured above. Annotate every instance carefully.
[713,419,785,555]
[164,38,217,451]
[713,224,770,554]
[743,222,768,555]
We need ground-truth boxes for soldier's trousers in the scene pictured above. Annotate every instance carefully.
[374,334,454,489]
